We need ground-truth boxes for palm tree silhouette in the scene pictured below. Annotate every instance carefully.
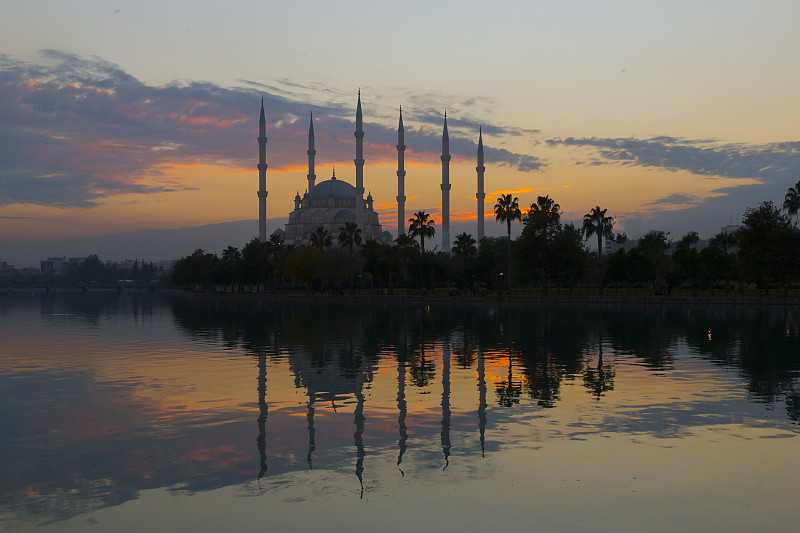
[783,180,800,222]
[494,194,521,292]
[582,205,615,258]
[309,226,332,249]
[408,211,436,251]
[337,222,363,256]
[452,232,477,259]
[494,194,521,241]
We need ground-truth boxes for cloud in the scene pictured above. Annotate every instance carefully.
[645,193,703,208]
[0,51,543,208]
[548,136,800,183]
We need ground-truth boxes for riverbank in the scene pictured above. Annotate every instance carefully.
[158,288,800,306]
[5,284,800,305]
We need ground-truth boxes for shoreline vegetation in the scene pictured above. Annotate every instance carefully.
[167,195,800,304]
[9,190,800,302]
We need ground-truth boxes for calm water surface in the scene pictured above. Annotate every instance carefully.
[1,292,799,532]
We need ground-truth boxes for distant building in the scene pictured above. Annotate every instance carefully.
[40,256,67,275]
[721,224,741,235]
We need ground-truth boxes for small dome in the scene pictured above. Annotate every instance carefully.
[307,178,356,199]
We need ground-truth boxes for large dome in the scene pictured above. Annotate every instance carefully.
[307,177,355,199]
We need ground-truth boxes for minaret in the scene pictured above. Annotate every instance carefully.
[354,90,365,229]
[396,107,407,237]
[441,112,451,252]
[257,98,268,242]
[307,113,316,192]
[476,127,486,243]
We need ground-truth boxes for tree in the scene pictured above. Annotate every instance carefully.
[518,196,563,291]
[408,211,435,251]
[394,233,421,286]
[337,222,363,256]
[783,180,800,221]
[452,232,478,290]
[673,232,699,293]
[220,245,242,289]
[739,201,800,294]
[710,230,739,294]
[172,248,220,289]
[547,223,589,290]
[494,194,521,291]
[241,238,271,288]
[452,232,477,260]
[337,222,363,288]
[266,233,288,290]
[361,239,395,289]
[636,231,671,294]
[309,226,333,249]
[494,194,522,241]
[582,206,615,258]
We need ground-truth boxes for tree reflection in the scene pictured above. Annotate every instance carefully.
[583,337,615,400]
[163,294,800,424]
[495,353,522,407]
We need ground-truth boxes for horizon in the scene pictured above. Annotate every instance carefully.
[2,1,799,268]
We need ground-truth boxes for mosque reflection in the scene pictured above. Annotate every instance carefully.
[167,295,800,486]
[4,292,800,526]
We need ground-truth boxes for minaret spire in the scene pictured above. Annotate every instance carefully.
[354,90,365,229]
[307,112,316,191]
[441,111,451,252]
[476,126,486,244]
[396,106,407,237]
[257,98,268,242]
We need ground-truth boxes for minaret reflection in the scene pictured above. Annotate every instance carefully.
[396,358,408,475]
[256,348,268,482]
[441,340,451,470]
[477,346,487,458]
[306,392,316,469]
[354,370,366,498]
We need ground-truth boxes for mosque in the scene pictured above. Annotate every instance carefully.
[256,91,488,251]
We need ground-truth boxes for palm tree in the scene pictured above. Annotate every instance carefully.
[337,222,363,257]
[783,180,800,222]
[394,233,420,287]
[582,206,615,258]
[408,211,436,251]
[710,230,738,256]
[494,194,521,292]
[220,245,241,290]
[526,195,562,238]
[494,194,521,241]
[267,233,287,290]
[452,232,477,260]
[309,226,332,249]
[338,222,363,289]
[221,245,240,263]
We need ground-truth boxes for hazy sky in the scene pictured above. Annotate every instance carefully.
[2,0,800,254]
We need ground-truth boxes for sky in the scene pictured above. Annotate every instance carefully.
[2,0,800,265]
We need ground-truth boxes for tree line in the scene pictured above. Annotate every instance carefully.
[172,182,800,296]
